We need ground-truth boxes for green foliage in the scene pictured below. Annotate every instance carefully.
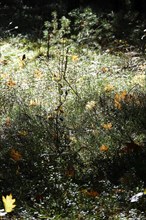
[0,7,146,219]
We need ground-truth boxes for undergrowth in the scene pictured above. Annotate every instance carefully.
[0,7,146,219]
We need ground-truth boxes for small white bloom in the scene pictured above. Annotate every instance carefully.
[0,209,7,216]
[130,192,143,202]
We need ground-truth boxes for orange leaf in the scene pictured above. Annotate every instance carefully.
[86,190,100,197]
[81,189,99,197]
[6,78,16,87]
[10,149,22,161]
[99,145,109,152]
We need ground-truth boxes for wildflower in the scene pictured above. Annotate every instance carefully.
[10,149,22,161]
[99,145,109,152]
[71,55,78,62]
[102,123,112,130]
[0,209,6,216]
[130,192,143,202]
[85,101,96,111]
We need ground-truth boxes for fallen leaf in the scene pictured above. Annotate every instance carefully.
[6,78,16,87]
[99,145,109,152]
[10,149,22,161]
[102,123,112,130]
[2,194,16,213]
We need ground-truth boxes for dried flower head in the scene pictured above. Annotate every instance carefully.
[85,101,96,111]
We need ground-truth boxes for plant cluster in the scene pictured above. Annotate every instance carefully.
[0,7,146,219]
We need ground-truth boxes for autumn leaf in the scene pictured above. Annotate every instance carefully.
[2,194,16,213]
[80,189,99,197]
[101,67,109,73]
[10,149,22,161]
[114,99,122,110]
[104,84,114,92]
[99,145,109,152]
[86,190,99,197]
[102,122,112,130]
[114,90,127,109]
[71,55,78,62]
[6,78,16,87]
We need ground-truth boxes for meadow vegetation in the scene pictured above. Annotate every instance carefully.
[0,7,146,219]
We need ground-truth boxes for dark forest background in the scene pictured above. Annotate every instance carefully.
[0,0,146,13]
[0,0,146,15]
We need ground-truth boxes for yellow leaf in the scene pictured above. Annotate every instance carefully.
[2,194,16,213]
[71,55,78,62]
[104,84,114,92]
[102,122,112,130]
[114,91,127,110]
